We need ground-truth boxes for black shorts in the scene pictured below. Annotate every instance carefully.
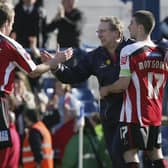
[119,122,161,152]
[0,93,12,149]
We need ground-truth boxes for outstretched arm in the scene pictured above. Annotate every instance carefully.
[29,48,73,78]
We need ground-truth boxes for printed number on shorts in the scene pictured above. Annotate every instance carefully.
[120,126,128,140]
[148,72,164,99]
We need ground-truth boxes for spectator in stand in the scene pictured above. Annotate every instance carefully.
[11,0,56,92]
[93,113,112,168]
[22,109,54,168]
[0,2,72,149]
[46,0,86,87]
[35,0,43,7]
[44,85,61,132]
[62,116,105,168]
[0,111,20,168]
[0,0,11,3]
[46,0,85,49]
[160,17,168,42]
[18,0,44,7]
[13,71,36,164]
[11,0,47,48]
[100,10,168,167]
[52,82,77,167]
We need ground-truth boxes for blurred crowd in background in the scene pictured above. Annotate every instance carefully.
[0,0,168,168]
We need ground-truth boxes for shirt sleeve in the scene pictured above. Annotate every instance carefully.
[3,35,37,74]
[12,42,37,73]
[119,47,131,77]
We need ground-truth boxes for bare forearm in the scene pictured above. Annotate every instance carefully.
[29,47,73,78]
[29,58,59,78]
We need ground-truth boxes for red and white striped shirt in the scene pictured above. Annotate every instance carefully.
[119,40,168,126]
[0,33,36,94]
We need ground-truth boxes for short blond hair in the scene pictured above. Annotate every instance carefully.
[100,16,124,35]
[0,2,14,28]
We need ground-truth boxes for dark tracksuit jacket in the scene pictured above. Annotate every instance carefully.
[54,39,133,123]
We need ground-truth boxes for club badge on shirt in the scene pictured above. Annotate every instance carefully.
[121,55,128,65]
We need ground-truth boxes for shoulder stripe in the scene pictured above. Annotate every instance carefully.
[129,46,150,58]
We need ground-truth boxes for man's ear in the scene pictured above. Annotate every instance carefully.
[5,20,10,26]
[3,20,10,30]
[138,24,144,33]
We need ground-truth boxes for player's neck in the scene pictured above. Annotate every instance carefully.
[136,34,151,42]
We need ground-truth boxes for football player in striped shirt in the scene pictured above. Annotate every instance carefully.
[100,10,168,168]
[0,2,72,149]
